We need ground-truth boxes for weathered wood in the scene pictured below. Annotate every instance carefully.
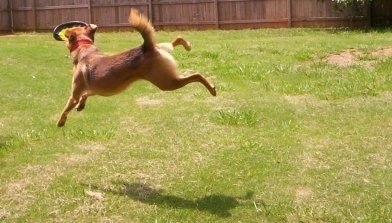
[1,0,382,33]
[287,0,292,27]
[371,0,392,27]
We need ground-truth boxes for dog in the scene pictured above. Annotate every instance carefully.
[56,8,216,127]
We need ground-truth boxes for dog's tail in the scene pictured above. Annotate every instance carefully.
[129,8,155,51]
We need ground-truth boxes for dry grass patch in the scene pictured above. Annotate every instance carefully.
[294,187,314,204]
[0,143,106,221]
[136,96,163,106]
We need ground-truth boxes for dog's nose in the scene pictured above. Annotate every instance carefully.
[89,24,98,30]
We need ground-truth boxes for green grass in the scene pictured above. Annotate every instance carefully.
[1,28,392,222]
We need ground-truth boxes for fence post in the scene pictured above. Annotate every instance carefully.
[369,0,373,27]
[148,0,153,24]
[8,0,13,33]
[287,0,292,27]
[214,0,219,28]
[87,0,92,24]
[32,0,37,31]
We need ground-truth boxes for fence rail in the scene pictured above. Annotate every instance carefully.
[0,0,390,33]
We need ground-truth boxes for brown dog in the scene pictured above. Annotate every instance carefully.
[57,9,216,127]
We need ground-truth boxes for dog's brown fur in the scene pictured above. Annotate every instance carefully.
[57,9,216,127]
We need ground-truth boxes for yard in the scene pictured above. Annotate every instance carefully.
[1,28,392,222]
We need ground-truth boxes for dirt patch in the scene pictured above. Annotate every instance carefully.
[326,49,362,67]
[371,47,392,57]
[325,47,392,68]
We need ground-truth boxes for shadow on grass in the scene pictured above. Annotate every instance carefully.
[89,181,253,218]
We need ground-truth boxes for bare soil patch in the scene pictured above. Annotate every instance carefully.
[325,47,392,68]
[326,49,362,67]
[371,47,392,57]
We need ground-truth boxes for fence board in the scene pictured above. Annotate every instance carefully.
[0,0,10,32]
[151,0,215,29]
[372,0,392,26]
[291,0,369,27]
[218,0,288,28]
[1,0,385,33]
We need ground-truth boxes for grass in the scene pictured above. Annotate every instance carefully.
[1,28,392,222]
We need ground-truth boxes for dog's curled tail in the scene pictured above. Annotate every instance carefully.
[129,8,155,51]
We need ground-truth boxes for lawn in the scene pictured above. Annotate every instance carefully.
[1,28,392,222]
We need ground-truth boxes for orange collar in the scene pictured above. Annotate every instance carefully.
[70,39,93,52]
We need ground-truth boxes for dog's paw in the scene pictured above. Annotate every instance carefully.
[210,86,217,96]
[184,42,192,51]
[57,117,66,127]
[76,105,85,112]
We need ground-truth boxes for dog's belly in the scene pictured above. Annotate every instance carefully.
[83,51,145,95]
[87,70,140,96]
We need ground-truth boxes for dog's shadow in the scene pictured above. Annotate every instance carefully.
[97,181,253,218]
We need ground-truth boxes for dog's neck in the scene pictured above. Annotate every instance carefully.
[69,39,93,53]
[69,40,100,65]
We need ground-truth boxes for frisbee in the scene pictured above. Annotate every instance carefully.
[53,21,88,41]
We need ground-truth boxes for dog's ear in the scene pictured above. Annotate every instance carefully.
[84,24,97,42]
[64,29,76,42]
[89,24,98,31]
[86,24,98,35]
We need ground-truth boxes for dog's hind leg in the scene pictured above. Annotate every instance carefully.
[147,72,216,96]
[157,37,192,53]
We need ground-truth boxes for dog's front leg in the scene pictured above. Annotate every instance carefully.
[76,93,89,111]
[57,73,86,127]
[57,96,78,127]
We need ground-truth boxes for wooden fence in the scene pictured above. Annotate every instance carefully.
[371,0,392,27]
[0,0,390,33]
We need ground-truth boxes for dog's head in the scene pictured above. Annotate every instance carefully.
[64,24,98,51]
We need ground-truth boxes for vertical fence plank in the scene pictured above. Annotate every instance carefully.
[87,0,91,23]
[32,0,36,31]
[287,0,291,27]
[8,0,13,32]
[371,0,392,26]
[148,0,152,22]
[0,0,9,32]
[214,0,219,28]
